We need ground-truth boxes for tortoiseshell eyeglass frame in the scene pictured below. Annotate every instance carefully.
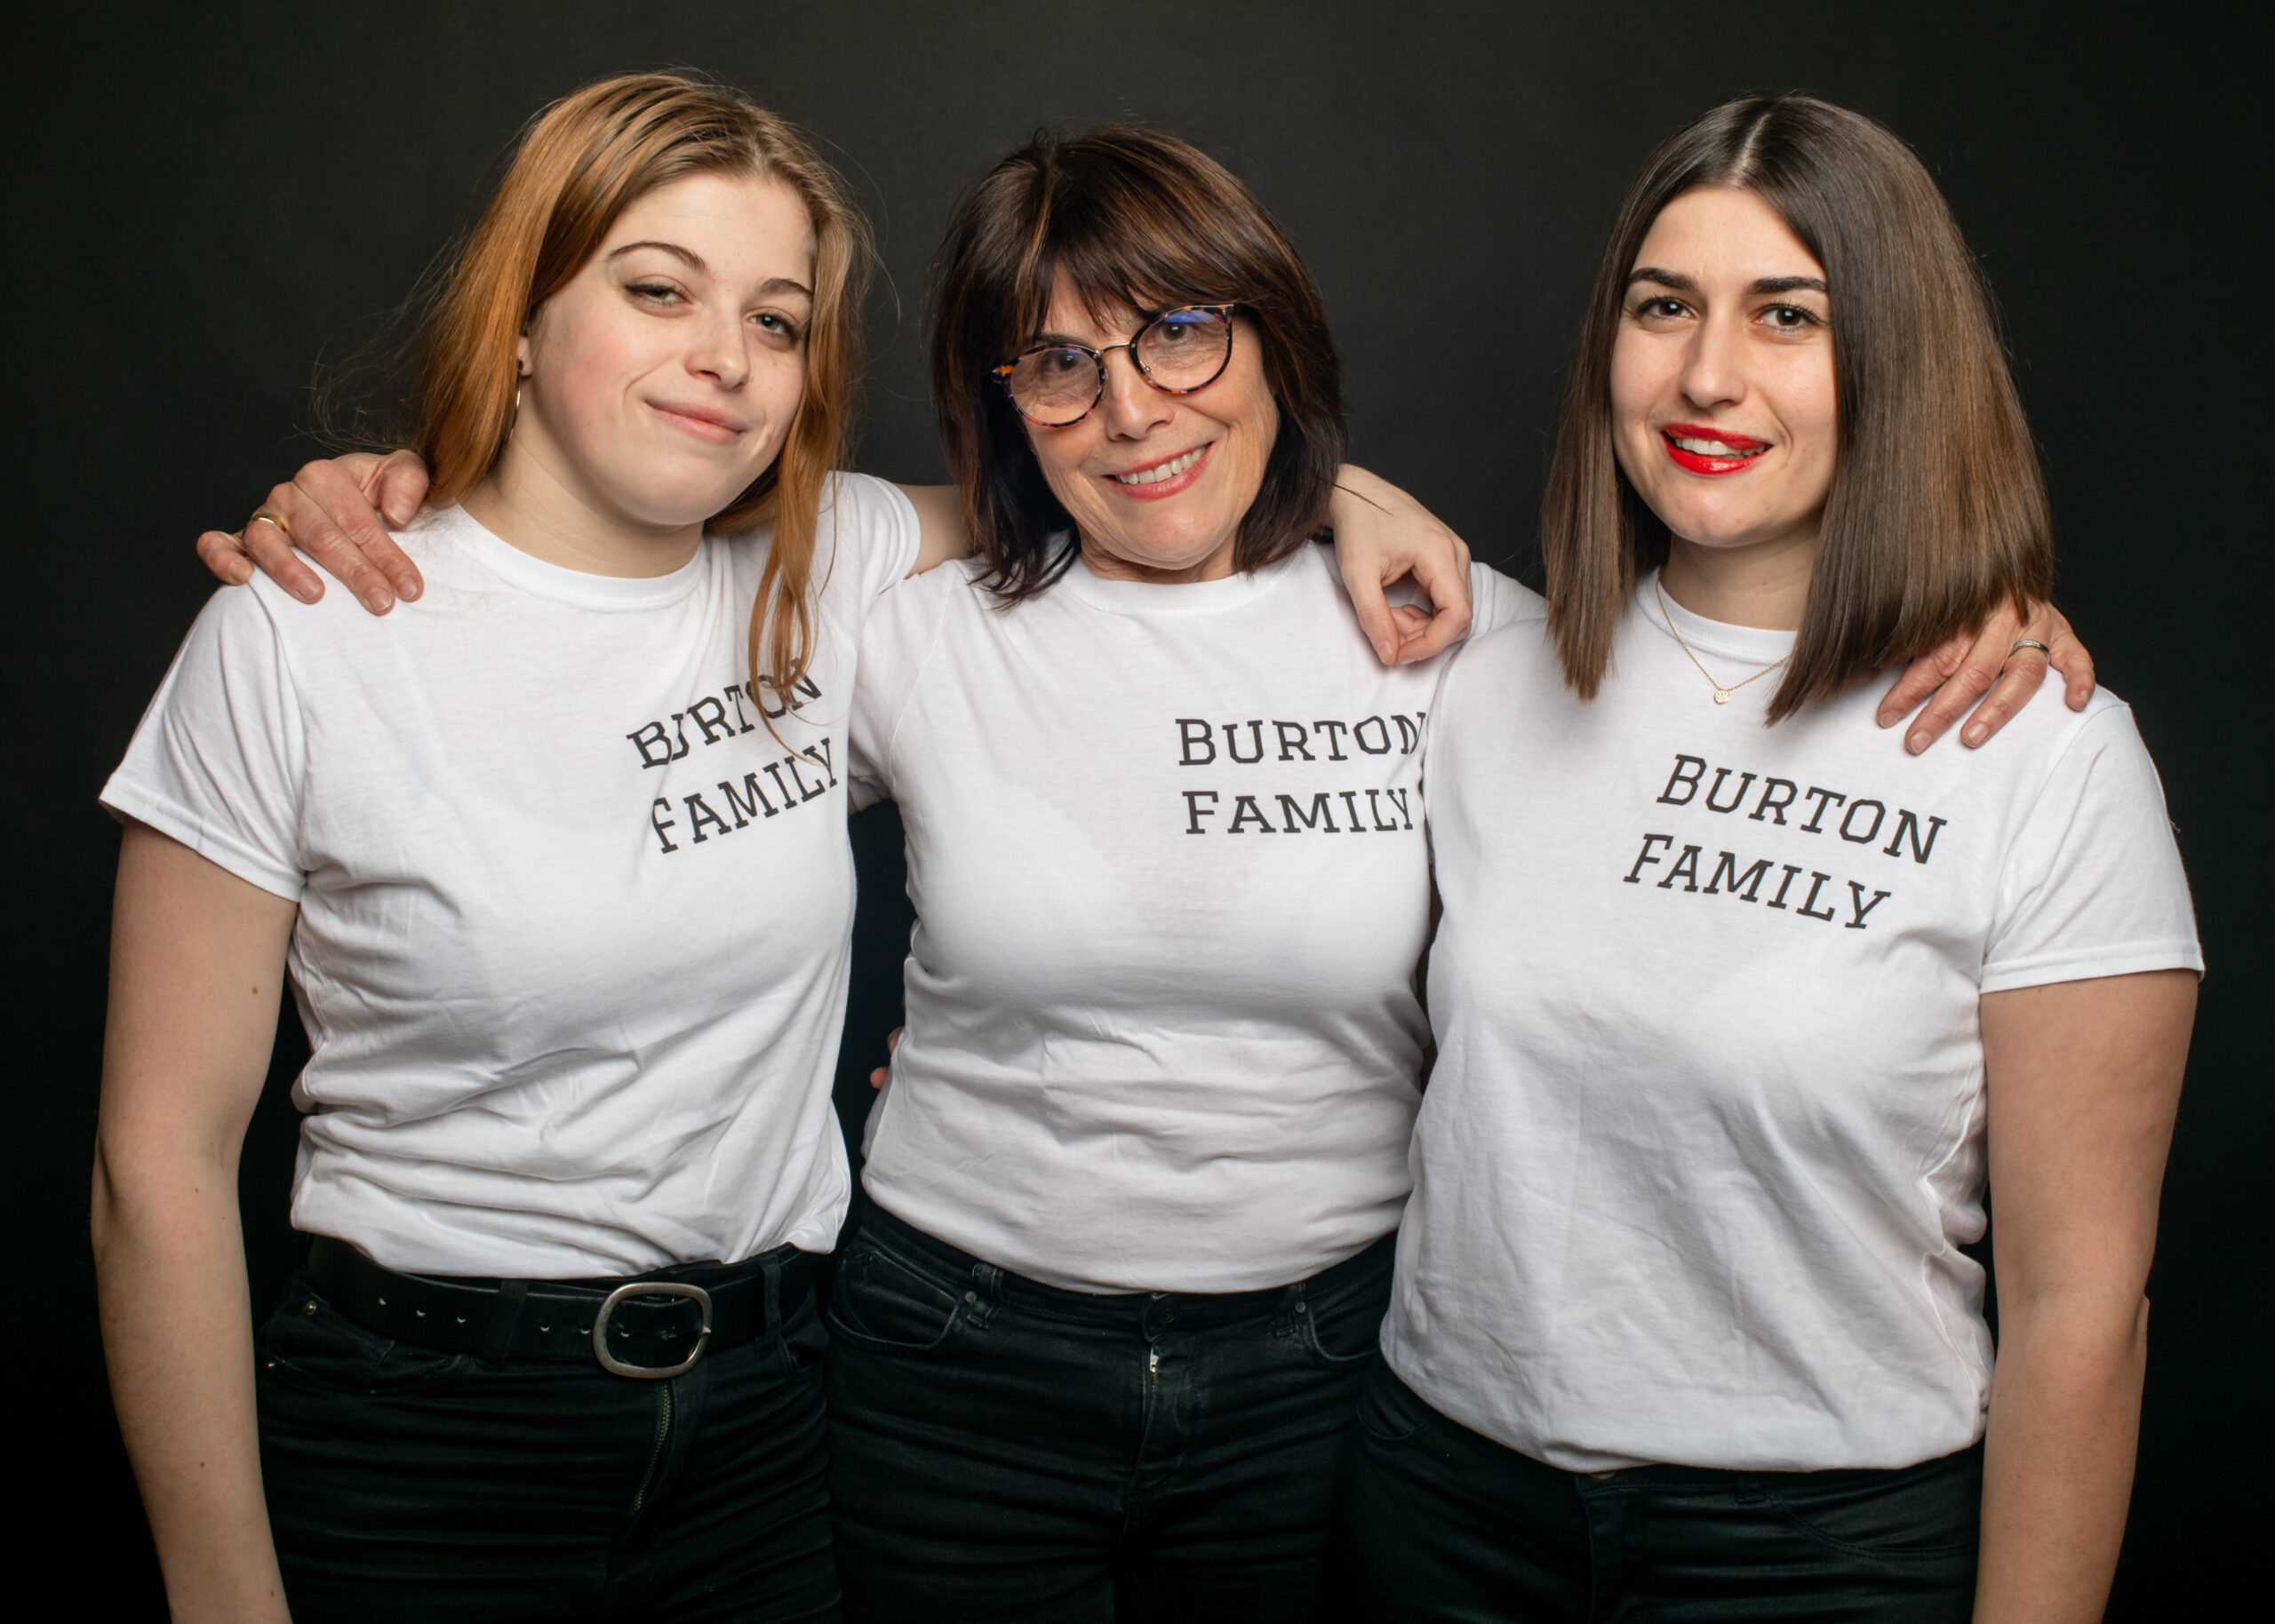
[991,304,1241,426]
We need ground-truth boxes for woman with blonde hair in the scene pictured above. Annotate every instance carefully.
[95,73,933,1621]
[103,73,1480,1620]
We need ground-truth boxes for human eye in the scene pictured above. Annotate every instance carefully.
[1759,303,1824,335]
[1630,294,1692,323]
[751,310,805,346]
[626,280,689,310]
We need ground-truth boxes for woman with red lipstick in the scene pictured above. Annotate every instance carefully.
[814,127,2084,1623]
[1341,95,2200,1622]
[194,115,2087,1621]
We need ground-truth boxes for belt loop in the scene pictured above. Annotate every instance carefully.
[762,1254,783,1333]
[967,1262,1000,1329]
[479,1278,528,1368]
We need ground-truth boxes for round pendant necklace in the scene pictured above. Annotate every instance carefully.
[1655,577,1791,705]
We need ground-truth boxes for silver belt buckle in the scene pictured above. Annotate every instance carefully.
[591,1281,712,1378]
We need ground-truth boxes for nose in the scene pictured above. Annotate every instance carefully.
[688,309,750,392]
[1677,309,1745,412]
[1096,345,1174,438]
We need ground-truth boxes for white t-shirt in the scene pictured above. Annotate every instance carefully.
[1384,574,2202,1472]
[850,543,1539,1294]
[102,474,922,1278]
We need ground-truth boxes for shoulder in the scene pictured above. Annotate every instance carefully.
[794,472,922,612]
[1469,564,1547,635]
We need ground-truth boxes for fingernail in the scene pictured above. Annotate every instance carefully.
[363,586,394,611]
[1906,731,1929,754]
[1377,641,1394,662]
[1962,724,1987,747]
[297,581,321,603]
[397,576,422,601]
[230,562,253,585]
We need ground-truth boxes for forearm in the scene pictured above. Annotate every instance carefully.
[93,1152,290,1623]
[1972,1294,2149,1623]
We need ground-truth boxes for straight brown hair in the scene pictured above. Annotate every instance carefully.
[930,126,1346,599]
[1540,94,2052,721]
[410,72,872,695]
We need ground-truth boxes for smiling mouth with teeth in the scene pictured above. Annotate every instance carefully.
[1667,433,1766,458]
[1110,446,1207,486]
[1660,425,1771,475]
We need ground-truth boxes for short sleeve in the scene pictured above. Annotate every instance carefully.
[1980,704,2202,993]
[818,473,925,609]
[847,563,963,811]
[1468,564,1547,638]
[100,585,309,900]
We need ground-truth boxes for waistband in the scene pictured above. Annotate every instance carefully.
[854,1202,1394,1331]
[307,1234,821,1375]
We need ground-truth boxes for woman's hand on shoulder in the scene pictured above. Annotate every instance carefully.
[1877,598,2096,752]
[196,450,432,614]
[1328,466,1473,666]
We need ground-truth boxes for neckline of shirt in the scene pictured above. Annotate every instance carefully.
[1636,569,1800,667]
[1052,533,1310,617]
[419,504,714,611]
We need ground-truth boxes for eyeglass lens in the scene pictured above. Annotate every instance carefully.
[1003,307,1233,425]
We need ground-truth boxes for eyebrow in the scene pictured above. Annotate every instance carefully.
[1627,267,1829,297]
[607,240,813,299]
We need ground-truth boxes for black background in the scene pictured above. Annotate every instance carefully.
[5,3,2263,1612]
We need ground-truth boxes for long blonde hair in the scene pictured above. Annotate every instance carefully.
[409,72,872,694]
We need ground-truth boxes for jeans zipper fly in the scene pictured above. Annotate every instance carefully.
[629,1382,674,1519]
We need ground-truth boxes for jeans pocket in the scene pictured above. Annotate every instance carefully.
[1353,1364,1426,1444]
[825,1246,964,1353]
[1298,1290,1387,1369]
[259,1278,471,1390]
[1755,1448,1984,1562]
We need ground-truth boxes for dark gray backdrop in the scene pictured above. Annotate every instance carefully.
[6,3,2261,1612]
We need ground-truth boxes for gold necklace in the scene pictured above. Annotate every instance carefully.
[1654,577,1792,705]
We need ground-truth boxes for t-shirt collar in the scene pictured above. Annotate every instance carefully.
[424,505,712,611]
[1054,531,1307,616]
[1636,569,1799,666]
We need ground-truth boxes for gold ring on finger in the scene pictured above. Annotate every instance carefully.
[250,510,291,538]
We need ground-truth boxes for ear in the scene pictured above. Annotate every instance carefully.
[514,333,533,377]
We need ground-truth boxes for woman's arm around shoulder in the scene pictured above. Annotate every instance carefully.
[94,823,300,1623]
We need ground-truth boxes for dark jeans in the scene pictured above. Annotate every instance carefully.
[1334,1364,1982,1622]
[824,1204,1393,1621]
[256,1262,840,1622]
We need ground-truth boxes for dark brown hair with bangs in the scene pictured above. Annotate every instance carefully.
[931,125,1346,599]
[1541,93,2052,720]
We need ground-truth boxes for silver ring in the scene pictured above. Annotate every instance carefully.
[2008,639,2051,657]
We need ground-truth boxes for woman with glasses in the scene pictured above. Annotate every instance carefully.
[824,128,2082,1621]
[1337,96,2199,1622]
[201,123,2084,1621]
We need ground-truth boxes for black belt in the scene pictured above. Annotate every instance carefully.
[307,1235,819,1377]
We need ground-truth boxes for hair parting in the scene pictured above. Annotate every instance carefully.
[408,72,874,696]
[1540,93,2052,720]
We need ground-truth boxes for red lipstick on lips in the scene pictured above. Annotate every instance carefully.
[1101,442,1211,502]
[1661,422,1768,475]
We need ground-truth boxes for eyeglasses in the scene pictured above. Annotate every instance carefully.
[993,304,1239,426]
